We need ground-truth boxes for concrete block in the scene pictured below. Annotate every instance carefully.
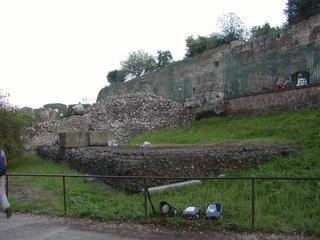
[88,130,115,146]
[58,131,89,148]
[78,131,90,147]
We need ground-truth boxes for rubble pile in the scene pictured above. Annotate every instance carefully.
[24,93,194,150]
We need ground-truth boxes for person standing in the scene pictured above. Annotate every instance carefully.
[0,148,12,218]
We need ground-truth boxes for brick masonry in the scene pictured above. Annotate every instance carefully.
[224,84,320,115]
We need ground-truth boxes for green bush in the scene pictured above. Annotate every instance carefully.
[43,103,68,116]
[17,108,33,128]
[0,108,24,160]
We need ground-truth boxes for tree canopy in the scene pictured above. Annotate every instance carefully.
[185,13,247,58]
[120,50,157,77]
[217,12,248,42]
[156,50,173,69]
[43,103,68,115]
[106,69,126,85]
[250,23,283,39]
[285,0,320,25]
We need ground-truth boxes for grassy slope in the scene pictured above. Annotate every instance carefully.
[8,109,320,234]
[131,109,320,233]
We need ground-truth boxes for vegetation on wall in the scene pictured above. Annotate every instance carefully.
[185,34,226,58]
[106,69,127,85]
[250,23,284,39]
[106,49,174,85]
[185,12,248,58]
[120,50,157,78]
[104,1,319,84]
[156,50,173,69]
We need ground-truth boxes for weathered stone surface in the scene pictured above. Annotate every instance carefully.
[225,85,320,115]
[97,14,320,107]
[141,141,152,148]
[88,130,115,146]
[185,89,224,115]
[72,104,85,115]
[38,141,298,192]
[33,108,60,123]
[107,140,118,147]
[58,132,89,148]
[24,93,194,150]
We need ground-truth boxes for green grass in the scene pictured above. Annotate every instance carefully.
[8,109,320,234]
[8,155,146,221]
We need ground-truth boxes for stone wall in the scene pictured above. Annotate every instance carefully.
[58,131,115,148]
[98,46,225,103]
[224,84,320,115]
[97,14,320,111]
[38,141,297,192]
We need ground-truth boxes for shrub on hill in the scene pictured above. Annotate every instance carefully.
[0,108,24,160]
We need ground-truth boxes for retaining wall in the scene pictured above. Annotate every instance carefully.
[98,14,320,105]
[224,84,320,115]
[38,141,297,192]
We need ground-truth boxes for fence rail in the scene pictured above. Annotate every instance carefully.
[5,173,320,229]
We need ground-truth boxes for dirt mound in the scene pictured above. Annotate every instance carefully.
[24,93,194,150]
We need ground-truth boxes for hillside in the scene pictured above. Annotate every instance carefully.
[9,109,320,234]
[131,109,319,232]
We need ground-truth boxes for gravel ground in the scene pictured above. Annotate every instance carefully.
[20,214,318,240]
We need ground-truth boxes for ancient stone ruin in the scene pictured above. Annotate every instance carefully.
[38,141,297,192]
[98,14,320,115]
[26,16,318,192]
[24,93,194,150]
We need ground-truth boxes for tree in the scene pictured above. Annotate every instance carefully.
[250,23,284,38]
[156,50,173,69]
[185,33,225,58]
[43,103,68,116]
[217,12,248,41]
[106,69,126,85]
[285,0,320,25]
[0,90,10,108]
[0,109,24,159]
[185,13,248,58]
[185,35,209,58]
[120,50,157,77]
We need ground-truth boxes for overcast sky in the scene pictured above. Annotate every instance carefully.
[0,0,287,108]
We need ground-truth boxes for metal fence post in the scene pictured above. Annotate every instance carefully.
[62,176,67,216]
[143,178,147,222]
[5,175,9,198]
[251,178,256,229]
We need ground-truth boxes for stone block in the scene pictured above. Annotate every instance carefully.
[58,131,89,148]
[78,132,90,147]
[88,130,115,146]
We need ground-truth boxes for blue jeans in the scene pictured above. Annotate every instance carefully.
[0,175,10,210]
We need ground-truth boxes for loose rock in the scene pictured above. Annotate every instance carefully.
[24,93,195,150]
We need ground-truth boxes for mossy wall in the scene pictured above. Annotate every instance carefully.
[97,14,320,102]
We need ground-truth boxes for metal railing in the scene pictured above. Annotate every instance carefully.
[5,173,320,229]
